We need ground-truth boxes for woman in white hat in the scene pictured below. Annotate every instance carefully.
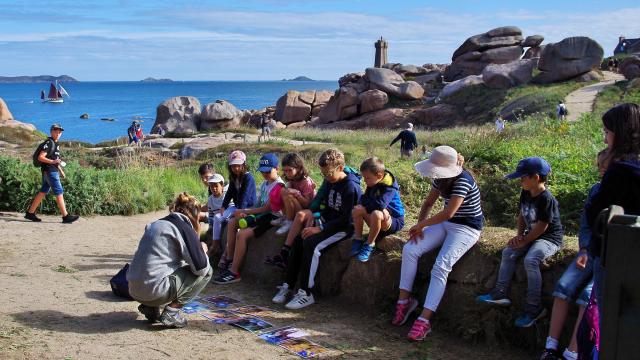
[390,145,484,341]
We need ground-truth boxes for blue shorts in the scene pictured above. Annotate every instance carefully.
[377,216,404,239]
[552,253,594,306]
[40,171,64,195]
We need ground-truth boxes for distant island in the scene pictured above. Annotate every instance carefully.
[140,77,173,83]
[282,76,314,81]
[0,75,78,83]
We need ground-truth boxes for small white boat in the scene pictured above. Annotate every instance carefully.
[40,81,70,103]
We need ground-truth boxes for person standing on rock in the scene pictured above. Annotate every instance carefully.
[557,101,568,121]
[25,124,79,224]
[389,123,418,158]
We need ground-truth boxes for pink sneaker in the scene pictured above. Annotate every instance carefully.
[391,298,419,326]
[407,318,432,341]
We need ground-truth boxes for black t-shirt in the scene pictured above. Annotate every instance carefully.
[519,189,563,245]
[40,138,60,173]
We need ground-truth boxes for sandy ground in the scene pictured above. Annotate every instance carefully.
[0,211,535,360]
[564,71,625,122]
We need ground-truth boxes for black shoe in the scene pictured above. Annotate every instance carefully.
[159,307,187,328]
[24,212,42,222]
[62,214,79,224]
[138,304,162,323]
[539,348,562,360]
[212,269,241,284]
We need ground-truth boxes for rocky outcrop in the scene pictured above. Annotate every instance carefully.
[316,108,403,130]
[0,98,14,121]
[498,93,550,121]
[440,75,485,98]
[533,36,604,84]
[317,87,359,123]
[482,59,537,89]
[153,96,201,134]
[200,100,242,130]
[274,90,333,124]
[445,26,524,81]
[571,70,603,82]
[523,45,544,59]
[620,56,640,80]
[358,90,388,114]
[405,104,461,128]
[366,68,424,100]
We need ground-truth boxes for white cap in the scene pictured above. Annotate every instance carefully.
[207,173,225,184]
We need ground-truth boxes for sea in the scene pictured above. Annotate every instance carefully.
[0,81,337,143]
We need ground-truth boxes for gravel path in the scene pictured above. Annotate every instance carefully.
[565,71,625,122]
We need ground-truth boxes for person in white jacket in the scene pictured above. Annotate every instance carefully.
[128,193,212,328]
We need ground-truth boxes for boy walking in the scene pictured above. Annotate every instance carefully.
[25,123,79,224]
[477,157,563,327]
[350,157,405,262]
[271,148,361,309]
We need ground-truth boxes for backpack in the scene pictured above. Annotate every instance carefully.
[576,292,599,359]
[32,138,55,167]
[109,263,134,300]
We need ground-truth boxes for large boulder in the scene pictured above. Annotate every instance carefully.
[452,26,523,61]
[315,108,403,130]
[0,98,13,121]
[365,68,424,100]
[153,96,201,134]
[440,75,485,98]
[482,59,537,89]
[533,37,604,84]
[523,45,544,59]
[311,90,334,116]
[200,100,242,130]
[620,56,640,80]
[522,35,544,48]
[446,27,524,81]
[498,93,551,121]
[571,70,603,82]
[413,72,443,85]
[317,87,359,123]
[274,90,313,125]
[358,89,388,114]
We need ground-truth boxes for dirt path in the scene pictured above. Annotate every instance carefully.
[565,71,625,122]
[0,211,534,360]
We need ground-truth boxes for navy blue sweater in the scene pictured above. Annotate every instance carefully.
[320,172,362,235]
[360,170,405,219]
[222,172,256,210]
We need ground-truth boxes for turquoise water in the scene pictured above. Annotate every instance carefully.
[0,81,336,143]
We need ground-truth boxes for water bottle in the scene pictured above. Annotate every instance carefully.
[238,215,257,229]
[313,212,323,230]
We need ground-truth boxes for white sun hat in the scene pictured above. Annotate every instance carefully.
[414,145,462,179]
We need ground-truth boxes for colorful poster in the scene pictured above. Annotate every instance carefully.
[199,309,245,324]
[181,300,210,314]
[229,316,274,332]
[258,326,310,345]
[232,305,276,317]
[200,295,241,308]
[278,338,329,358]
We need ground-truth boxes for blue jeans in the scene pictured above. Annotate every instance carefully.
[592,256,604,319]
[552,254,593,306]
[40,171,64,195]
[492,239,559,313]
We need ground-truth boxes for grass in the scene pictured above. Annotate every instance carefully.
[53,265,77,273]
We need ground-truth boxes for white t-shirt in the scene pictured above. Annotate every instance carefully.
[495,119,505,132]
[207,185,228,219]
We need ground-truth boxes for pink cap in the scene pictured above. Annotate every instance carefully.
[228,150,246,165]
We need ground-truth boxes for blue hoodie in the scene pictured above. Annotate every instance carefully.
[320,171,362,235]
[360,170,405,219]
[587,159,640,257]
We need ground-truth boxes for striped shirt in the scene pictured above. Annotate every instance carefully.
[432,170,484,230]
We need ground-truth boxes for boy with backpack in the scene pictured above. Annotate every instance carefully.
[25,123,79,224]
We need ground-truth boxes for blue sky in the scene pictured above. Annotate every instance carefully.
[0,0,638,80]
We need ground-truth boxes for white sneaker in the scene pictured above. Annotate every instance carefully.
[270,217,284,226]
[275,220,293,236]
[272,283,291,304]
[285,289,315,310]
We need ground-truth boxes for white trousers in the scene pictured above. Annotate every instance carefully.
[212,206,236,241]
[399,221,481,312]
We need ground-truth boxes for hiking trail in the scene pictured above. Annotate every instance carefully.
[565,71,625,122]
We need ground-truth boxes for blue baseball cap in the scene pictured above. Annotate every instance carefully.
[258,153,279,172]
[505,157,551,179]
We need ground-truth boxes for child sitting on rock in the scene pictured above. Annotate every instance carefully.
[216,151,256,270]
[206,173,228,255]
[272,153,316,236]
[213,153,284,284]
[271,148,361,310]
[477,157,563,328]
[350,157,405,262]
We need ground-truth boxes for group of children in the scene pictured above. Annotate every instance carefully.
[184,103,640,355]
